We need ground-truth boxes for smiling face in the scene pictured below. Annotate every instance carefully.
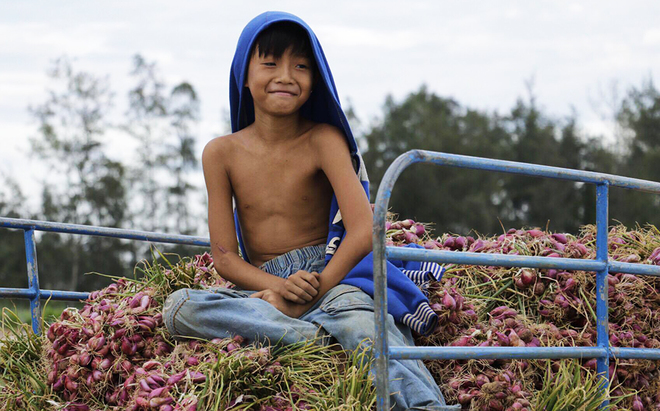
[245,46,314,118]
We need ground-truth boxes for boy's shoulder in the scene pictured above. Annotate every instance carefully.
[307,122,349,152]
[203,129,243,152]
[202,122,348,165]
[201,129,249,164]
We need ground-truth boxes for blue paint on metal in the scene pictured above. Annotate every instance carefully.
[0,218,211,247]
[387,247,607,271]
[611,347,660,360]
[0,288,90,301]
[0,288,37,298]
[372,166,392,411]
[372,150,660,411]
[608,260,660,276]
[24,228,41,335]
[595,183,611,409]
[0,218,209,336]
[389,346,607,360]
[411,150,660,193]
[40,290,91,301]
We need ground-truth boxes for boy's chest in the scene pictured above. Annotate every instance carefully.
[229,145,332,215]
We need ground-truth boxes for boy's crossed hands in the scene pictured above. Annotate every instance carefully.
[278,270,321,303]
[250,270,321,318]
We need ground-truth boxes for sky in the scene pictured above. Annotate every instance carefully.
[1,0,660,215]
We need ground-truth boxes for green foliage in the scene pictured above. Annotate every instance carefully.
[0,55,205,295]
[3,53,660,304]
[363,80,660,236]
[363,85,514,235]
[532,360,611,411]
[609,78,660,228]
[0,309,56,411]
[0,175,28,289]
[123,54,201,236]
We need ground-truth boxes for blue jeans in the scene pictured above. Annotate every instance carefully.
[163,244,460,411]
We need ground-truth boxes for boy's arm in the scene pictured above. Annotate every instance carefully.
[202,138,286,292]
[257,126,373,318]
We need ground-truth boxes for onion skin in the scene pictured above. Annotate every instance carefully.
[551,233,568,244]
[442,292,456,310]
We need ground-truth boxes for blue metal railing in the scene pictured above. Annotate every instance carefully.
[0,218,210,334]
[372,150,660,411]
[3,150,660,409]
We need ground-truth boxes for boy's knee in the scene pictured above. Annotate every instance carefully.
[163,288,189,314]
[163,288,192,335]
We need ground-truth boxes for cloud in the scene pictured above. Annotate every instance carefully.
[643,28,660,46]
[0,21,127,55]
[568,3,584,13]
[0,71,48,97]
[315,25,421,50]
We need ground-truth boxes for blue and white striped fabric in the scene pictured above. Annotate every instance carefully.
[401,261,446,287]
[229,11,444,335]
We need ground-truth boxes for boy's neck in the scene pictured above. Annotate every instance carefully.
[251,111,308,144]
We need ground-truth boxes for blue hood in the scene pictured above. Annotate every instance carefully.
[229,11,369,264]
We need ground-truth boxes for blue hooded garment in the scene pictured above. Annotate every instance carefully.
[229,11,444,335]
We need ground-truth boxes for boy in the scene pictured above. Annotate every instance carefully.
[163,11,459,411]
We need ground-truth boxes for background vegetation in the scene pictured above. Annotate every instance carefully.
[1,56,660,296]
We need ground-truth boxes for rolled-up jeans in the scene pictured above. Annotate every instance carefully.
[163,244,460,411]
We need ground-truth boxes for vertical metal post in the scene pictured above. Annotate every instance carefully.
[24,228,41,335]
[595,183,610,408]
[373,200,390,411]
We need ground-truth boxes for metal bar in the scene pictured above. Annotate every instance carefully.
[0,288,90,301]
[608,260,660,276]
[389,346,660,361]
[411,150,660,194]
[40,290,90,301]
[386,247,606,271]
[24,228,41,335]
[595,183,610,409]
[388,247,660,277]
[0,217,210,247]
[611,348,660,360]
[373,152,411,411]
[0,288,36,299]
[389,346,607,360]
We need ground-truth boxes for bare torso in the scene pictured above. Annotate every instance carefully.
[225,121,334,267]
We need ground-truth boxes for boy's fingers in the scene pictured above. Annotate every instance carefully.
[250,290,264,299]
[284,282,311,302]
[292,277,318,298]
[299,271,320,289]
[307,272,320,288]
[284,291,305,304]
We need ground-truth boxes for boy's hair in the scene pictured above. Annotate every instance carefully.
[251,21,317,75]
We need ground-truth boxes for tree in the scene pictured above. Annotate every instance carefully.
[28,57,130,291]
[123,55,203,237]
[0,174,29,289]
[611,78,660,227]
[165,82,200,235]
[502,92,587,232]
[362,85,514,235]
[123,54,170,233]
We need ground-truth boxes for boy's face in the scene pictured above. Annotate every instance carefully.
[245,46,314,118]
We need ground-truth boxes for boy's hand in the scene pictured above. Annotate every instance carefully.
[277,270,320,304]
[250,289,308,318]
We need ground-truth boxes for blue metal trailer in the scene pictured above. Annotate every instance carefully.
[3,149,660,410]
